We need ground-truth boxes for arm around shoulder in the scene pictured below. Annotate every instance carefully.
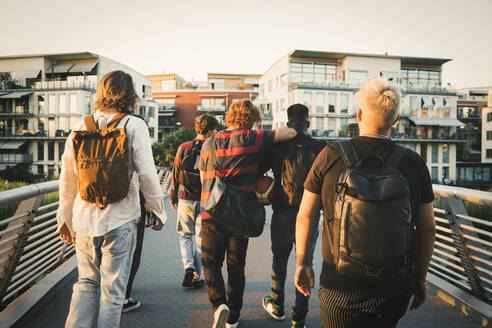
[273,127,297,143]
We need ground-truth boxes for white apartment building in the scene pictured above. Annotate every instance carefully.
[482,88,492,163]
[0,52,158,177]
[260,50,463,183]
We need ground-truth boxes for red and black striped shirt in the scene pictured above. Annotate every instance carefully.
[170,138,204,203]
[198,128,275,219]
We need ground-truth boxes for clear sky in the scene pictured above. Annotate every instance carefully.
[1,0,491,88]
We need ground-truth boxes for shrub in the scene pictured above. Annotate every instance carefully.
[152,128,196,168]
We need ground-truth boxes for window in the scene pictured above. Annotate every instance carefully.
[488,113,492,122]
[59,117,68,132]
[48,118,55,137]
[59,94,67,114]
[316,118,324,131]
[200,98,225,109]
[487,131,492,140]
[48,94,56,114]
[328,93,336,113]
[290,62,335,85]
[210,79,224,90]
[431,167,438,181]
[149,106,155,118]
[401,68,440,90]
[48,142,54,161]
[432,144,439,163]
[316,93,324,113]
[149,127,155,138]
[483,167,491,182]
[442,144,449,163]
[304,91,312,106]
[37,142,44,161]
[58,141,65,161]
[70,94,77,114]
[340,94,348,113]
[328,118,336,133]
[442,167,449,182]
[37,165,44,175]
[340,118,348,132]
[410,96,418,116]
[487,149,492,158]
[85,94,91,114]
[348,70,368,85]
[38,95,45,114]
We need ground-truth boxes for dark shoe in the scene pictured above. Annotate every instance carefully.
[291,318,306,328]
[193,278,205,289]
[262,295,285,320]
[182,268,195,288]
[122,298,141,313]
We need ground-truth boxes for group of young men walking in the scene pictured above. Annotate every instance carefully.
[57,71,435,328]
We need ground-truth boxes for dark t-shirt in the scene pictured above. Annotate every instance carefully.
[304,136,434,290]
[259,133,326,211]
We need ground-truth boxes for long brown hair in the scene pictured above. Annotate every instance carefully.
[94,70,138,113]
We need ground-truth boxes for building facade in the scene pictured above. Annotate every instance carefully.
[260,50,463,184]
[148,73,259,139]
[0,52,158,177]
[482,88,492,165]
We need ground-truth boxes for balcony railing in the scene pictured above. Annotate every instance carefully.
[0,130,69,139]
[0,107,33,117]
[0,154,33,164]
[290,81,455,94]
[390,127,465,141]
[158,105,177,113]
[197,105,226,113]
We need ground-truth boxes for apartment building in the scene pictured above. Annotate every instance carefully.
[482,88,492,165]
[148,73,259,139]
[455,87,490,186]
[0,52,158,177]
[260,50,463,183]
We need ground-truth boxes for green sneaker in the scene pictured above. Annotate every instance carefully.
[262,295,285,320]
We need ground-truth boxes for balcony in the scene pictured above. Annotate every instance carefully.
[0,130,69,139]
[0,153,33,164]
[0,106,34,117]
[197,105,227,113]
[158,118,178,129]
[389,127,466,142]
[33,80,96,92]
[158,104,177,113]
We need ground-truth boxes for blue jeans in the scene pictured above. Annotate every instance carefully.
[270,207,319,321]
[176,199,203,279]
[65,221,137,328]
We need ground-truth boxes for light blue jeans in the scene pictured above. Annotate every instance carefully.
[65,221,137,328]
[176,199,202,279]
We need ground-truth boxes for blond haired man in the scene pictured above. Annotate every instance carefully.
[295,78,435,328]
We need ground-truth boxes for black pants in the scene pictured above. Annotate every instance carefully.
[319,286,411,328]
[201,219,249,322]
[125,198,146,299]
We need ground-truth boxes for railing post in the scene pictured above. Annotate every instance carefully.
[0,195,43,310]
[441,195,486,301]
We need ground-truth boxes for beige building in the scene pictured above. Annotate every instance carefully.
[0,52,158,177]
[260,50,462,183]
[482,88,492,163]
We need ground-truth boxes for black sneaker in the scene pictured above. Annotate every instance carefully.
[182,268,195,288]
[122,298,141,313]
[193,278,205,289]
[262,295,285,320]
[291,318,306,328]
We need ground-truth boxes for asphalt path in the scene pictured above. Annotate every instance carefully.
[21,199,481,328]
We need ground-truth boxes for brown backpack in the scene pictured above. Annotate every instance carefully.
[72,113,131,208]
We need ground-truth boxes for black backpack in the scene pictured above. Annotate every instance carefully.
[178,140,202,196]
[281,142,318,206]
[329,139,414,282]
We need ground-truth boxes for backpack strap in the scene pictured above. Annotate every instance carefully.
[84,115,98,131]
[335,140,358,169]
[385,144,408,170]
[107,113,128,128]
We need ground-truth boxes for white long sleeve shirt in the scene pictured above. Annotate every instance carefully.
[56,110,165,237]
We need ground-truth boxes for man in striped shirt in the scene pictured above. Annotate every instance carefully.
[171,114,218,289]
[199,100,297,328]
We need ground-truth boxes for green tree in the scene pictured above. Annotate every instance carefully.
[152,128,196,168]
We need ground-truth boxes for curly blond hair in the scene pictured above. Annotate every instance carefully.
[194,114,219,135]
[94,70,138,113]
[225,99,262,129]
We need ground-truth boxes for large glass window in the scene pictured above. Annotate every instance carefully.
[483,167,490,182]
[328,118,336,133]
[304,91,312,106]
[410,96,418,116]
[401,68,440,90]
[59,94,67,114]
[37,142,44,161]
[487,113,492,122]
[442,166,449,182]
[316,93,324,113]
[432,144,439,163]
[200,97,225,109]
[348,70,368,85]
[48,94,56,114]
[316,118,324,131]
[58,141,65,161]
[70,94,77,114]
[38,95,45,114]
[431,167,438,181]
[442,144,449,163]
[340,94,348,113]
[48,142,54,161]
[328,93,336,113]
[291,62,335,85]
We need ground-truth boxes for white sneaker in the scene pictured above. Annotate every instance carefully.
[225,321,239,328]
[212,304,230,328]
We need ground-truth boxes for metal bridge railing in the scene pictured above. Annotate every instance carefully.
[430,184,492,311]
[0,168,171,311]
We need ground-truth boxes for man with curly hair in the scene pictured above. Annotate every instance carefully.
[171,114,219,289]
[199,100,297,328]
